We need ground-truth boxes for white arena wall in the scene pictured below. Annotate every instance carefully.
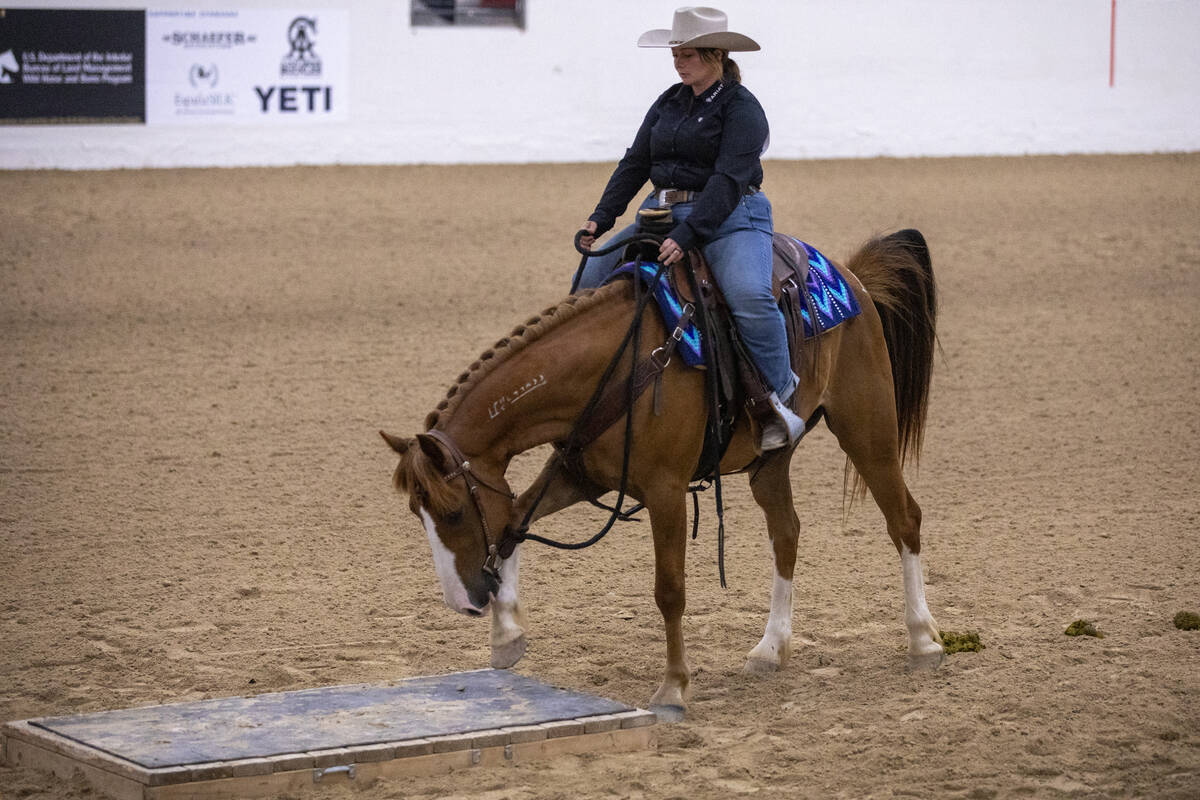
[2,0,1198,170]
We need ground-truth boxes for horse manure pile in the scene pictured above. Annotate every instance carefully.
[939,630,984,653]
[1064,619,1104,638]
[1173,611,1200,630]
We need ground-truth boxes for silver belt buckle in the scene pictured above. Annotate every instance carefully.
[657,188,688,206]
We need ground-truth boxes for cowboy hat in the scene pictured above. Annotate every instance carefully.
[637,6,760,51]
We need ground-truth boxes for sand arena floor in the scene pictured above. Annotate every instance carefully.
[1,154,1198,799]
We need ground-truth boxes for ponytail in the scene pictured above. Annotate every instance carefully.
[722,55,741,84]
[697,48,742,85]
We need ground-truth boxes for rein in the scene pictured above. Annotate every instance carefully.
[507,230,729,586]
[505,230,670,555]
[426,228,730,591]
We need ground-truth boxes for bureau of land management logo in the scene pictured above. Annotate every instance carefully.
[0,49,20,83]
[280,16,320,77]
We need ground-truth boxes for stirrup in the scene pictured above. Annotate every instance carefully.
[760,391,804,451]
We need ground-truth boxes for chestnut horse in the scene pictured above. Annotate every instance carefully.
[381,230,942,720]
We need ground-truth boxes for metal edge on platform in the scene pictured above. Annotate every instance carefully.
[142,724,659,800]
[4,708,658,794]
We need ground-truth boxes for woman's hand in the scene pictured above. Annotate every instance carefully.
[578,221,598,250]
[659,237,685,266]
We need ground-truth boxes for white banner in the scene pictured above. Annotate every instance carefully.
[146,9,348,125]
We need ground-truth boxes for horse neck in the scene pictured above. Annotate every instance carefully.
[439,289,639,466]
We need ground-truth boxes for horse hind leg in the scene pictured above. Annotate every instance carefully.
[744,451,799,674]
[826,396,943,670]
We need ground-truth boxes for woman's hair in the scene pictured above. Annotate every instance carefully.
[697,48,741,84]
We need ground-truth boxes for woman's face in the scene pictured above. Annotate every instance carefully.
[672,47,721,93]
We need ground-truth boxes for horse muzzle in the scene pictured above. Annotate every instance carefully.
[446,576,495,618]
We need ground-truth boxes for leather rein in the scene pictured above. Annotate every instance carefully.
[424,229,723,591]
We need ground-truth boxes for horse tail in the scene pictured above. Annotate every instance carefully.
[846,228,938,471]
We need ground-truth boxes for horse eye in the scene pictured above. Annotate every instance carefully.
[444,509,464,526]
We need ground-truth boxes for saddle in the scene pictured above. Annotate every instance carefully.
[571,208,860,475]
[619,208,860,421]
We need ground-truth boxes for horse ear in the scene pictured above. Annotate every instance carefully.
[379,430,410,455]
[415,433,448,471]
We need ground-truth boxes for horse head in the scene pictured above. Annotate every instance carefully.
[380,430,515,617]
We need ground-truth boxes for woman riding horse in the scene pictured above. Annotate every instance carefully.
[381,6,944,722]
[576,6,805,451]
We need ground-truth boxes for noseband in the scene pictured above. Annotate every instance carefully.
[422,429,516,593]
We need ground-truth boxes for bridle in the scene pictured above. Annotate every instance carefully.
[421,429,515,595]
[415,226,730,595]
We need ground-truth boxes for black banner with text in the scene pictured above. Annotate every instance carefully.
[0,8,145,124]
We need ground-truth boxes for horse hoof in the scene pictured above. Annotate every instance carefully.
[743,657,780,675]
[490,635,527,669]
[649,704,686,723]
[908,646,944,672]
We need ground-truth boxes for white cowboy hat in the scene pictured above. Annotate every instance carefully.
[637,6,760,52]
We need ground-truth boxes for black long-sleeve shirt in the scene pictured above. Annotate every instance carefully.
[588,79,768,252]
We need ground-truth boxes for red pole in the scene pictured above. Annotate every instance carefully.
[1109,0,1117,87]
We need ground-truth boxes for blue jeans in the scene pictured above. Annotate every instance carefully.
[576,191,799,401]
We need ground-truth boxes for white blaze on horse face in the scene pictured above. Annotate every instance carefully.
[418,506,475,614]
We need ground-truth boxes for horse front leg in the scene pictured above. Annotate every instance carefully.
[491,453,596,670]
[744,451,799,673]
[646,491,690,721]
[489,545,527,669]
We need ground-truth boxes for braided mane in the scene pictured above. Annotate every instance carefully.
[423,283,622,430]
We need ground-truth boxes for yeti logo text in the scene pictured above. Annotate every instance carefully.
[254,85,331,113]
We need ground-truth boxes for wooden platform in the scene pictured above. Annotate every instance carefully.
[1,669,657,799]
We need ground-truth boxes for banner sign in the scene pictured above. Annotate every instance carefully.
[146,9,348,124]
[0,9,146,124]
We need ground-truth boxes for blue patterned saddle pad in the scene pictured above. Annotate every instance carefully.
[608,262,706,367]
[788,237,862,337]
[606,238,860,366]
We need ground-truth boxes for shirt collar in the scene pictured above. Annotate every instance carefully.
[696,79,725,103]
[673,79,726,105]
